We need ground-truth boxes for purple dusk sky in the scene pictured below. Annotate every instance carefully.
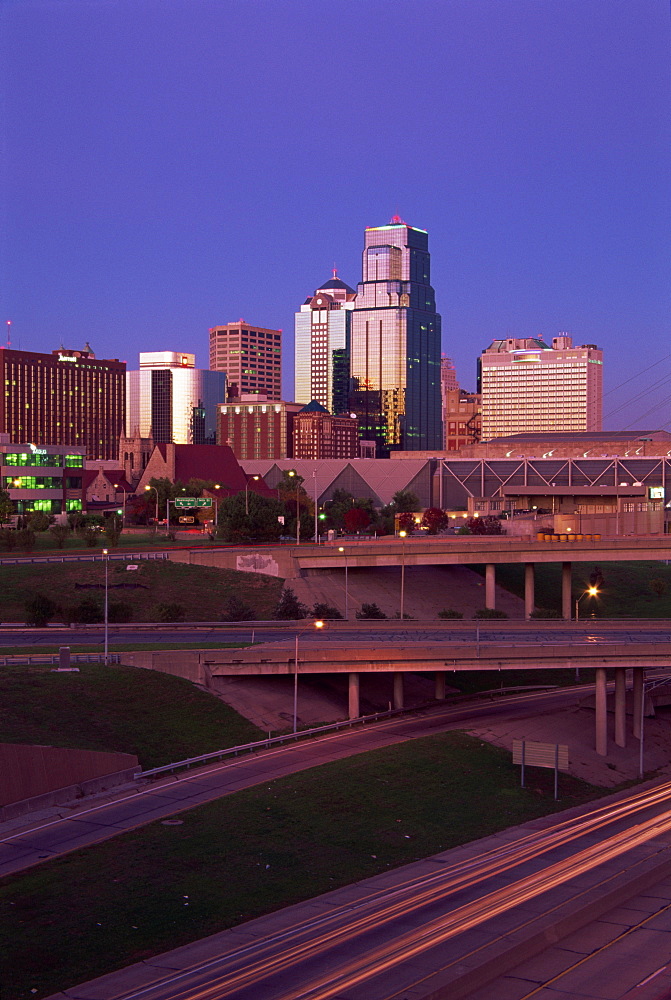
[2,0,670,429]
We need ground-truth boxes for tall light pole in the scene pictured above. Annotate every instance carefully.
[338,546,349,620]
[313,470,318,543]
[575,585,599,621]
[399,530,407,620]
[144,485,159,530]
[293,619,324,733]
[213,483,221,530]
[288,470,300,544]
[244,475,259,516]
[102,548,109,665]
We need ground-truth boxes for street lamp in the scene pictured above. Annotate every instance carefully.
[293,619,324,732]
[244,475,259,516]
[338,546,349,620]
[575,585,599,621]
[288,470,300,545]
[213,483,221,530]
[113,484,127,526]
[144,485,159,530]
[399,530,407,620]
[102,547,109,665]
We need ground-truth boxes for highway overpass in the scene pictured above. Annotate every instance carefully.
[168,534,671,619]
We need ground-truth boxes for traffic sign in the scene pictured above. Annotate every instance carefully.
[174,497,212,508]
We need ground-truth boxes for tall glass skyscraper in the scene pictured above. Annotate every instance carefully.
[349,219,442,454]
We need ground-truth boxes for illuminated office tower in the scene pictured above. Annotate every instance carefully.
[349,218,442,454]
[126,352,226,445]
[478,336,603,441]
[0,344,125,460]
[209,320,282,400]
[294,272,356,411]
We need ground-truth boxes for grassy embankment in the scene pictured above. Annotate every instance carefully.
[0,559,283,624]
[1,727,607,1000]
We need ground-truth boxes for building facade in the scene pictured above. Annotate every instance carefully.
[1,442,86,517]
[443,389,481,451]
[209,320,282,401]
[349,218,442,455]
[478,335,603,441]
[0,345,125,461]
[218,397,303,460]
[292,401,359,460]
[294,273,355,412]
[126,352,226,446]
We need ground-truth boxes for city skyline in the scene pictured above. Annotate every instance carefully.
[3,1,669,429]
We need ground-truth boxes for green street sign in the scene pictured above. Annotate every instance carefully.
[174,497,213,508]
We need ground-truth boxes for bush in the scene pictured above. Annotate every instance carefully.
[530,608,562,619]
[274,587,308,620]
[155,602,186,622]
[438,608,464,619]
[473,608,509,619]
[25,593,58,626]
[108,601,133,623]
[0,529,17,551]
[82,528,100,548]
[356,602,387,620]
[15,528,36,551]
[49,524,70,548]
[312,602,343,620]
[27,511,52,532]
[221,595,257,622]
[70,597,104,624]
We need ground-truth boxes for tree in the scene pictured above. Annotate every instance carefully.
[104,519,122,547]
[344,507,371,533]
[16,528,36,552]
[397,511,416,533]
[466,516,502,535]
[274,587,308,620]
[27,511,52,532]
[25,593,58,626]
[216,492,284,544]
[0,529,17,551]
[391,489,420,512]
[221,595,256,621]
[49,524,70,548]
[356,602,387,619]
[70,597,104,624]
[312,602,343,620]
[0,489,13,525]
[421,507,448,535]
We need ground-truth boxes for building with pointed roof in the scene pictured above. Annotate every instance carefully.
[294,270,356,412]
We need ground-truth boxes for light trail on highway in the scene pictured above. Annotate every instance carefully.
[104,779,671,1000]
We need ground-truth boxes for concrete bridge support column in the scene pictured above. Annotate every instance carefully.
[485,564,496,610]
[524,563,535,620]
[614,668,626,748]
[562,562,572,620]
[435,671,446,700]
[393,672,404,711]
[348,672,360,720]
[633,669,644,739]
[596,667,607,756]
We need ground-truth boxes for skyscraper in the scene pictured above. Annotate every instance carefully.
[209,320,282,400]
[126,352,226,445]
[349,218,442,454]
[478,335,603,440]
[294,272,356,412]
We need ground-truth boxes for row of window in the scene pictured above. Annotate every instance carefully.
[3,453,84,467]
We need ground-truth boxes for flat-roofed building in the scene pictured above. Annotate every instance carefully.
[479,335,603,441]
[293,401,359,459]
[1,442,86,517]
[209,320,282,401]
[0,345,125,461]
[218,397,303,460]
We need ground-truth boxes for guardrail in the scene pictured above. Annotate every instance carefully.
[137,707,406,780]
[0,653,121,666]
[0,551,170,565]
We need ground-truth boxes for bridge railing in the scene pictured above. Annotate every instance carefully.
[0,653,121,666]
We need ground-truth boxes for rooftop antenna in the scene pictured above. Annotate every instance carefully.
[332,262,338,278]
[5,320,10,348]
